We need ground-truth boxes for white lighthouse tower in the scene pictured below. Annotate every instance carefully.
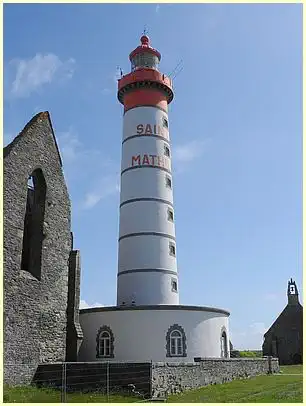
[117,34,178,307]
[79,35,230,364]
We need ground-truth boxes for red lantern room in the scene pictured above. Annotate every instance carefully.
[129,35,161,71]
[118,35,174,113]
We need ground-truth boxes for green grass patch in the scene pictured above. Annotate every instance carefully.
[279,364,303,375]
[238,350,263,358]
[3,385,141,403]
[67,392,140,403]
[167,365,303,403]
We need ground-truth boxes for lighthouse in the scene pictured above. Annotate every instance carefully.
[117,35,178,306]
[79,35,230,364]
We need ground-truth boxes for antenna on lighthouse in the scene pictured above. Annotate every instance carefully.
[172,66,184,80]
[116,66,123,79]
[168,59,183,78]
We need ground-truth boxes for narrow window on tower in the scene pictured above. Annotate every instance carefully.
[164,144,170,158]
[21,169,46,280]
[167,208,174,222]
[162,117,169,129]
[171,278,178,292]
[165,175,172,189]
[169,242,176,257]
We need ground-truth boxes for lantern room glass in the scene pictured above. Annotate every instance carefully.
[131,52,159,71]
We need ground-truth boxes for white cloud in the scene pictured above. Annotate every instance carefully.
[172,139,211,174]
[80,299,104,309]
[231,321,267,350]
[56,127,118,210]
[155,5,160,13]
[9,53,75,98]
[173,139,209,164]
[57,128,112,169]
[57,128,82,164]
[83,175,120,209]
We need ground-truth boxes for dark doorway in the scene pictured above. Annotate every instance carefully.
[292,353,302,364]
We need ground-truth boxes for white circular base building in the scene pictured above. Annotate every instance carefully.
[78,305,230,362]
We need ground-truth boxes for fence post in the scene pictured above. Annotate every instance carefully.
[150,360,153,399]
[268,355,272,374]
[107,361,110,401]
[61,362,67,402]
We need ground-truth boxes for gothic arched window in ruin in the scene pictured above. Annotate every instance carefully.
[220,329,228,358]
[166,324,187,357]
[96,326,114,358]
[21,169,47,280]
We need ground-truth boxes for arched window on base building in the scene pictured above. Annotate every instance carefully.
[96,326,114,358]
[166,324,187,358]
[221,328,228,358]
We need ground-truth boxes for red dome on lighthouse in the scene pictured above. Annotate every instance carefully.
[129,35,161,62]
[140,34,149,45]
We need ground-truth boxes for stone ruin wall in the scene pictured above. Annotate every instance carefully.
[151,358,279,398]
[4,112,82,385]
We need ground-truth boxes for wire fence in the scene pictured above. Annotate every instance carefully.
[4,361,156,403]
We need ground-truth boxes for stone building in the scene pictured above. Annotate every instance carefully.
[262,279,303,365]
[3,112,83,385]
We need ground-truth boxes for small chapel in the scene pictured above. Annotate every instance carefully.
[262,279,303,365]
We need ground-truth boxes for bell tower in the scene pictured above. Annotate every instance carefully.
[287,278,299,305]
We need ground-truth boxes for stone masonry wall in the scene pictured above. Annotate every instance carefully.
[4,112,72,385]
[151,358,279,398]
[66,249,83,361]
[30,358,279,398]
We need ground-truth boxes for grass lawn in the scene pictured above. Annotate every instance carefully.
[279,364,303,375]
[167,365,303,403]
[3,385,141,403]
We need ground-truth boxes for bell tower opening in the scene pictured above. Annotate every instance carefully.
[287,278,299,305]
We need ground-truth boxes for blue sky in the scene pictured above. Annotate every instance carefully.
[4,3,302,350]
